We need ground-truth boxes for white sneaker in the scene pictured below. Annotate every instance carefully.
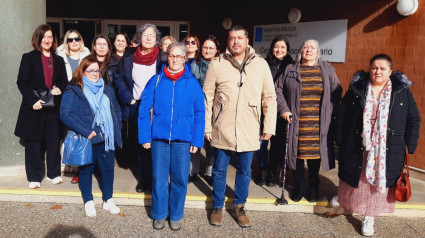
[47,176,63,184]
[84,200,96,217]
[103,198,120,214]
[28,182,41,189]
[361,216,374,236]
[330,195,340,207]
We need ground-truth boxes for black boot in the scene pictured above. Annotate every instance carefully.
[290,160,306,202]
[266,170,276,187]
[307,178,319,202]
[307,160,320,202]
[256,168,267,186]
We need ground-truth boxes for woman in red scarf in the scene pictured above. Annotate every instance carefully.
[114,24,165,194]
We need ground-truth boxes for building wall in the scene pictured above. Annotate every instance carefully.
[0,0,46,167]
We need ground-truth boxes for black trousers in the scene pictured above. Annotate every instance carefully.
[25,111,61,182]
[128,101,152,187]
[293,158,321,188]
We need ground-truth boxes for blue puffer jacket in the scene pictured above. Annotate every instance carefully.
[138,63,205,148]
[60,84,123,147]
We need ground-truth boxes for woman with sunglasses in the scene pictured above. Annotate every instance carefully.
[60,57,122,217]
[139,42,205,230]
[56,29,91,81]
[189,35,220,185]
[183,35,200,64]
[56,29,91,184]
[15,24,68,189]
[114,24,165,193]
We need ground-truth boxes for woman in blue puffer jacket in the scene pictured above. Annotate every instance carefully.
[60,57,122,218]
[138,42,205,231]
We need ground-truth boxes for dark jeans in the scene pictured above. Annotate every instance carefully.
[79,143,115,203]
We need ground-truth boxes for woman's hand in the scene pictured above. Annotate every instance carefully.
[281,112,293,123]
[190,146,198,154]
[51,86,62,95]
[130,99,136,105]
[88,131,97,140]
[204,132,212,142]
[143,143,151,149]
[32,100,45,110]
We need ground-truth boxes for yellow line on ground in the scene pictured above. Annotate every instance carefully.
[1,189,425,209]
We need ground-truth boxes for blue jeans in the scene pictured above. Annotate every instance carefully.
[212,149,254,208]
[151,140,190,221]
[79,143,115,203]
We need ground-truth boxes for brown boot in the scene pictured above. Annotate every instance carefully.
[234,204,251,227]
[209,208,223,226]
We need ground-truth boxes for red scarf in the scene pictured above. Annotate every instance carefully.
[164,67,185,81]
[134,46,159,65]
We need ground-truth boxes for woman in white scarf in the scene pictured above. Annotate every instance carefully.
[332,54,420,236]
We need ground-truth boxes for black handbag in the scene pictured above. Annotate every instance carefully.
[33,88,55,108]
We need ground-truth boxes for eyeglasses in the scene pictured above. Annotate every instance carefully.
[202,47,216,51]
[67,37,81,43]
[142,33,156,39]
[85,69,103,75]
[168,54,185,62]
[185,41,196,46]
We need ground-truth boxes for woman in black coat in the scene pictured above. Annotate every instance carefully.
[14,24,68,189]
[332,54,420,236]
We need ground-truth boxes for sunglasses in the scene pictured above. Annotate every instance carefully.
[67,37,81,43]
[185,41,196,46]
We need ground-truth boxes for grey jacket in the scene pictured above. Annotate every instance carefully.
[275,60,342,171]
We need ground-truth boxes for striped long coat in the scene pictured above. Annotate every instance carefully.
[275,60,342,171]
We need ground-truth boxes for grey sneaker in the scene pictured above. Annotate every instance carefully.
[153,219,165,230]
[169,220,181,231]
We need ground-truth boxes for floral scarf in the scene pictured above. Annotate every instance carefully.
[362,79,392,194]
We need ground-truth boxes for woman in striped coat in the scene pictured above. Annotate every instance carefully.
[275,39,342,202]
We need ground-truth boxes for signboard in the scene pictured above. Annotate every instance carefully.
[253,19,348,63]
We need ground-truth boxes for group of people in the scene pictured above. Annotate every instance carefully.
[15,23,420,236]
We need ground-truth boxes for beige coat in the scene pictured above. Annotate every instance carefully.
[203,46,277,152]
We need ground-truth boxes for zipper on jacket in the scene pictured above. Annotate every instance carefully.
[169,81,176,143]
[234,71,243,151]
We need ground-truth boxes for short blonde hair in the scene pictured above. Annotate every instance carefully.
[161,35,176,45]
[63,29,86,56]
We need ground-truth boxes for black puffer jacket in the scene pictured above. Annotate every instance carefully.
[336,71,420,188]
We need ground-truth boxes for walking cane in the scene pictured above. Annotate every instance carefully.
[275,115,292,205]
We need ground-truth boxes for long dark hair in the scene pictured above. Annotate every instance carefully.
[266,35,291,61]
[91,34,112,75]
[31,24,57,53]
